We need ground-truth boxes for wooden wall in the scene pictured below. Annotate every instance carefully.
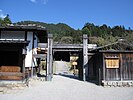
[121,53,133,80]
[103,52,133,81]
[0,66,23,80]
[88,53,103,81]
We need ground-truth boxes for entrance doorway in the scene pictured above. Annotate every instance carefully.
[53,51,80,79]
[0,43,27,80]
[53,51,70,61]
[0,51,19,66]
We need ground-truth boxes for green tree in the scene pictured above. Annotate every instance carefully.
[3,14,12,25]
[14,20,133,46]
[60,36,73,44]
[0,18,3,26]
[0,14,12,26]
[82,27,91,36]
[73,29,83,44]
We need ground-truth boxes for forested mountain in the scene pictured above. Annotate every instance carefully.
[15,21,83,44]
[0,17,133,47]
[15,21,133,48]
[82,23,133,48]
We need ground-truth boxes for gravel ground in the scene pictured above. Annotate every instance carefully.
[0,75,133,100]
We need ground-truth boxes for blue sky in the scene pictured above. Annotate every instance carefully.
[0,0,133,29]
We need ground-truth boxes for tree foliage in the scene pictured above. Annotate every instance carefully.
[0,14,12,26]
[15,21,83,44]
[82,23,133,47]
[14,21,133,47]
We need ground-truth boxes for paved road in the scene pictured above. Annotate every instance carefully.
[1,75,133,100]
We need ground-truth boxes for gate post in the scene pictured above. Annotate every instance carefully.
[46,34,53,81]
[83,34,88,81]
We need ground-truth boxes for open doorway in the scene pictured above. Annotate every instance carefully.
[53,51,70,61]
[0,44,25,80]
[0,51,19,66]
[53,51,80,79]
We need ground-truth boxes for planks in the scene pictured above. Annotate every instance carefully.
[104,53,133,81]
[0,66,21,72]
[0,66,22,80]
[122,54,133,80]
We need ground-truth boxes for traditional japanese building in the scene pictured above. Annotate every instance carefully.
[88,41,133,86]
[0,25,47,80]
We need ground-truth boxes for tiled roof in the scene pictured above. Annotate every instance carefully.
[0,39,30,44]
[0,24,46,31]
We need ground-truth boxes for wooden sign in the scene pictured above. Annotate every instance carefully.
[105,59,119,68]
[72,62,77,66]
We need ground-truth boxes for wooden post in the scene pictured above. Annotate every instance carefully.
[22,46,27,80]
[46,34,53,81]
[22,54,26,80]
[103,53,105,82]
[78,51,83,80]
[83,34,88,81]
[120,53,123,81]
[98,68,101,85]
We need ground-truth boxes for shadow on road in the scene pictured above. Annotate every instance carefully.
[57,73,99,85]
[58,73,80,80]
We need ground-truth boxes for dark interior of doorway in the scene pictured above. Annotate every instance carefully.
[0,51,19,66]
[53,51,70,62]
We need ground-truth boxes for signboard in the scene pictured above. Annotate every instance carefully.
[105,59,119,68]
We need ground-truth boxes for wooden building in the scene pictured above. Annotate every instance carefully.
[0,28,93,82]
[88,42,133,86]
[0,25,47,80]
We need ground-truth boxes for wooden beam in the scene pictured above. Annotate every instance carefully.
[33,54,47,58]
[83,34,88,81]
[103,53,105,82]
[120,53,123,81]
[0,72,24,76]
[53,44,83,49]
[53,49,82,52]
[25,31,27,41]
[46,34,53,81]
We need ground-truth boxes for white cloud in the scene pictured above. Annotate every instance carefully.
[30,0,48,5]
[0,9,6,19]
[30,0,37,3]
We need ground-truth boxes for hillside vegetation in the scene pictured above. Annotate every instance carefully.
[15,21,133,47]
[0,15,133,48]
